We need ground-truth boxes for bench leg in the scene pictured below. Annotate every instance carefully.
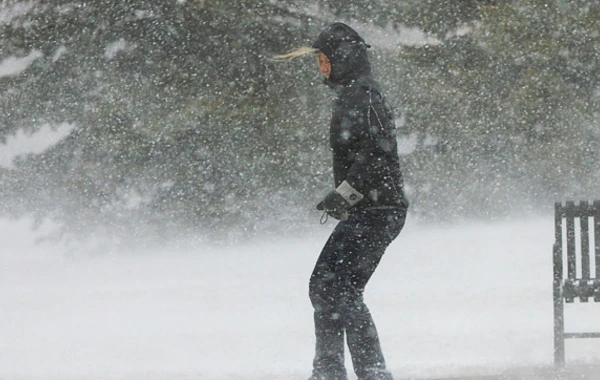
[553,285,565,367]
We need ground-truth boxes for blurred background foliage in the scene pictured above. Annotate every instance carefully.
[1,0,600,247]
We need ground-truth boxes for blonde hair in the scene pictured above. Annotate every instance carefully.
[270,46,320,62]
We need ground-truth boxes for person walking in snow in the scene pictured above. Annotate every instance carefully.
[273,23,409,380]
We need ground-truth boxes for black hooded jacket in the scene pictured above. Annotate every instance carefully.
[312,23,408,212]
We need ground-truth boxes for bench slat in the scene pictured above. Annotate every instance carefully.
[556,201,600,218]
[595,201,600,301]
[554,202,563,288]
[566,201,577,280]
[564,332,600,339]
[581,201,590,279]
[581,201,590,302]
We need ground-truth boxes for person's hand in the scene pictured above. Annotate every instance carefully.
[317,190,350,221]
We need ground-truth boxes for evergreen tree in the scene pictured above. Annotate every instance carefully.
[3,0,600,245]
[394,0,600,218]
[1,0,332,243]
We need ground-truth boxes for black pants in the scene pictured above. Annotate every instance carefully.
[309,208,406,380]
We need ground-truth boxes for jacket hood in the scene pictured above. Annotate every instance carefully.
[312,23,372,86]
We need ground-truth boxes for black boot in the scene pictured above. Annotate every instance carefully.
[346,301,393,380]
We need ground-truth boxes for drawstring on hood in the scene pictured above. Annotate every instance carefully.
[312,23,372,86]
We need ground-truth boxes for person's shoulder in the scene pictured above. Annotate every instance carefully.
[343,78,383,109]
[364,78,385,102]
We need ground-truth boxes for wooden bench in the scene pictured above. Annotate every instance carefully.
[553,201,600,367]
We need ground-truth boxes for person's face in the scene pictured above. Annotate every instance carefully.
[318,52,331,78]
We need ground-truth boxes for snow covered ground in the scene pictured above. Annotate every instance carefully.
[2,215,600,380]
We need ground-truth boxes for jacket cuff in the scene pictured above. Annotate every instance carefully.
[336,180,364,206]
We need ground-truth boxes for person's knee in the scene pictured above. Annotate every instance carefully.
[313,291,366,317]
[337,291,370,317]
[310,279,349,314]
